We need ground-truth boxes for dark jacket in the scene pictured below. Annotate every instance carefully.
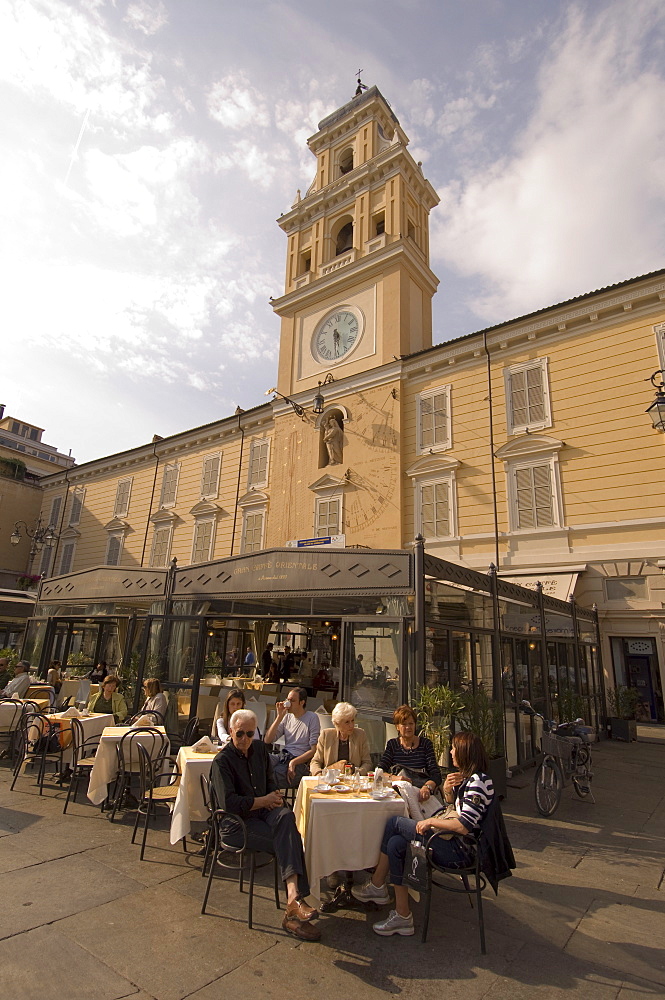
[477,798,516,893]
[210,739,277,820]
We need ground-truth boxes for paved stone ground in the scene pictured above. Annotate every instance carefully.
[0,732,663,1000]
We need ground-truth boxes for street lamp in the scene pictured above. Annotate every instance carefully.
[313,373,335,415]
[646,370,665,431]
[10,516,58,572]
[265,372,335,418]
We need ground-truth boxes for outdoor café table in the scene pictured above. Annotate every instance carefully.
[294,776,408,901]
[169,744,221,844]
[50,711,114,766]
[87,725,168,806]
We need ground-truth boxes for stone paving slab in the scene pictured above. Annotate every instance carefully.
[565,898,665,987]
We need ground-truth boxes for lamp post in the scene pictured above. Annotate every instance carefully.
[646,370,665,431]
[265,373,335,418]
[10,516,58,573]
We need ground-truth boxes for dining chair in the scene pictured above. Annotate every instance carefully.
[201,807,280,930]
[62,717,102,813]
[131,743,184,860]
[0,699,25,764]
[10,711,65,795]
[108,728,168,822]
[127,710,166,727]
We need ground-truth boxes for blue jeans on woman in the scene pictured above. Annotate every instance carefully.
[380,815,470,886]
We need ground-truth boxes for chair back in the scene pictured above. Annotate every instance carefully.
[244,699,266,736]
[69,717,101,764]
[384,722,398,742]
[182,716,200,746]
[76,678,91,705]
[0,699,24,733]
[135,742,179,800]
[128,710,165,726]
[116,727,167,782]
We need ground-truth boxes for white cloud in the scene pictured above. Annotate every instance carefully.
[207,73,270,130]
[124,1,168,36]
[432,0,665,323]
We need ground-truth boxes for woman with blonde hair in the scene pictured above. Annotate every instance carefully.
[310,702,371,775]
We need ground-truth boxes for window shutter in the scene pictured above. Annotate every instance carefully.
[150,527,171,566]
[421,482,450,538]
[60,542,75,575]
[50,496,63,528]
[69,489,84,526]
[192,521,214,562]
[248,441,269,486]
[201,455,221,498]
[420,390,448,449]
[160,465,179,507]
[114,479,132,517]
[510,364,546,429]
[316,498,340,537]
[242,510,264,552]
[106,536,122,566]
[515,464,553,529]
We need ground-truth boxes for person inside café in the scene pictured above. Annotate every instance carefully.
[0,656,12,691]
[141,677,168,719]
[261,642,275,678]
[379,704,442,804]
[210,708,321,941]
[352,730,495,935]
[265,687,320,787]
[86,674,128,723]
[215,688,260,741]
[88,660,108,683]
[310,701,371,775]
[1,660,32,699]
[46,660,63,694]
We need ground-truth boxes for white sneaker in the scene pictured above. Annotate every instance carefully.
[372,909,414,936]
[350,880,391,905]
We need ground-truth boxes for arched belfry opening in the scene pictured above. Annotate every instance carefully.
[338,147,354,176]
[319,409,344,468]
[334,218,354,256]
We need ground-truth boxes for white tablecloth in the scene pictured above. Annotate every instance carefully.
[294,776,408,900]
[0,701,24,731]
[169,746,219,844]
[87,726,169,806]
[53,712,113,766]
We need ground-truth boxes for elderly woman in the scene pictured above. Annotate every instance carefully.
[86,674,128,723]
[379,704,442,803]
[141,678,168,719]
[310,702,371,775]
[353,731,495,936]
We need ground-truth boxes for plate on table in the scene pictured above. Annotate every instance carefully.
[371,789,395,800]
[331,783,353,793]
[314,783,334,793]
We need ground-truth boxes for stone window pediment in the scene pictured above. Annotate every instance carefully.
[103,517,129,533]
[189,500,224,518]
[405,456,460,479]
[308,474,348,495]
[149,508,181,525]
[238,489,269,508]
[495,435,563,461]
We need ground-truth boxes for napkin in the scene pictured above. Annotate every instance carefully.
[191,735,216,753]
[131,715,155,728]
[59,706,82,719]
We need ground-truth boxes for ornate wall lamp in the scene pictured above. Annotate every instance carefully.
[646,370,665,431]
[10,516,59,572]
[265,373,335,418]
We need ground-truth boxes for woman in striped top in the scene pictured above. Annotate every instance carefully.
[379,704,442,803]
[352,730,494,936]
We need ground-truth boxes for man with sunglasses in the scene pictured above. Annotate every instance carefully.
[210,708,321,942]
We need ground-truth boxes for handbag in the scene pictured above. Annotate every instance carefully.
[404,838,430,892]
[390,764,430,789]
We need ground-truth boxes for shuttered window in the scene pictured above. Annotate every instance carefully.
[159,464,180,508]
[419,387,450,451]
[69,488,85,526]
[514,464,554,529]
[420,481,450,538]
[192,520,214,563]
[248,440,269,488]
[59,542,76,575]
[106,535,122,566]
[506,360,550,433]
[114,479,132,518]
[200,454,221,499]
[150,526,172,567]
[315,498,341,537]
[49,495,63,528]
[242,510,265,553]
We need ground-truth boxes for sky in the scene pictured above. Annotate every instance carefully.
[2,0,664,464]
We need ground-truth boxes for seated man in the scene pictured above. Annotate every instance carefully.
[264,687,320,788]
[210,709,321,941]
[1,660,31,699]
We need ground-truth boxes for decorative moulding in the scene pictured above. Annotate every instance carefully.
[494,435,564,460]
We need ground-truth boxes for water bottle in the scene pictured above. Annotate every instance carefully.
[372,767,384,798]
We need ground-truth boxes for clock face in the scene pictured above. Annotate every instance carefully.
[312,307,363,364]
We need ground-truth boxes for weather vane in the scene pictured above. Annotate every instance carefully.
[355,70,368,97]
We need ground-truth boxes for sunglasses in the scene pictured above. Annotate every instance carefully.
[234,729,255,739]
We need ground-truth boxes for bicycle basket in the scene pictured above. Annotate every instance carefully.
[540,731,581,763]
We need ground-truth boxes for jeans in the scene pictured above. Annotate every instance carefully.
[380,815,470,886]
[224,806,310,897]
[270,749,310,788]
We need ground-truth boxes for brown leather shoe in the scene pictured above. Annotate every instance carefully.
[282,915,321,941]
[285,898,318,922]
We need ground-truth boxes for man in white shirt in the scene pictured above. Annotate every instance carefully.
[1,661,32,699]
[265,687,321,787]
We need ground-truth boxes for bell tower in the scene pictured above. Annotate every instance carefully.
[272,86,440,397]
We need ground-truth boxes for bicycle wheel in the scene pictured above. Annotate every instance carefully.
[534,757,563,816]
[575,745,590,768]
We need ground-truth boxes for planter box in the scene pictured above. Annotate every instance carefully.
[487,755,508,800]
[609,718,637,742]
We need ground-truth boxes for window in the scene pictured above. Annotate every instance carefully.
[242,508,265,553]
[159,463,180,508]
[418,479,453,539]
[200,454,221,500]
[338,147,354,175]
[505,359,551,434]
[39,544,53,577]
[150,526,172,567]
[335,221,354,256]
[418,386,451,453]
[654,321,665,368]
[114,478,132,518]
[605,578,648,601]
[49,495,63,529]
[511,461,558,530]
[105,534,123,566]
[59,542,76,575]
[68,487,85,526]
[248,440,269,488]
[374,212,385,236]
[315,496,341,537]
[191,519,215,563]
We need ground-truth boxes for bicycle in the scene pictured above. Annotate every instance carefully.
[521,700,595,817]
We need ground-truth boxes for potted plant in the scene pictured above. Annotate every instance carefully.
[555,686,587,725]
[413,683,464,767]
[457,685,507,799]
[607,685,639,742]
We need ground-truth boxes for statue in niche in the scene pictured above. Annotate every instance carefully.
[323,415,344,465]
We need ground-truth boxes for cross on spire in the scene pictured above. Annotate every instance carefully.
[355,71,368,97]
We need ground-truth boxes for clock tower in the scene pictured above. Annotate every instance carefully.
[272,86,439,396]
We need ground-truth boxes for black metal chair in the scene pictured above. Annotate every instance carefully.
[127,710,166,727]
[10,711,65,795]
[421,797,512,953]
[62,717,102,813]
[0,699,26,764]
[201,806,281,930]
[131,743,184,859]
[167,716,200,754]
[199,773,219,878]
[108,727,168,822]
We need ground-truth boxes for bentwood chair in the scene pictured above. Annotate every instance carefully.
[131,743,183,859]
[11,712,65,795]
[201,807,280,930]
[0,699,25,765]
[108,728,168,822]
[127,710,166,727]
[62,718,101,814]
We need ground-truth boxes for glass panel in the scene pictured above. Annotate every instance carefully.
[22,619,47,670]
[66,624,99,673]
[346,621,401,721]
[427,582,493,629]
[501,639,519,768]
[473,634,493,690]
[160,620,200,735]
[425,626,449,687]
[451,631,471,688]
[546,641,558,714]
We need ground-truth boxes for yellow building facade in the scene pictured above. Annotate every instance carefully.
[35,86,665,723]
